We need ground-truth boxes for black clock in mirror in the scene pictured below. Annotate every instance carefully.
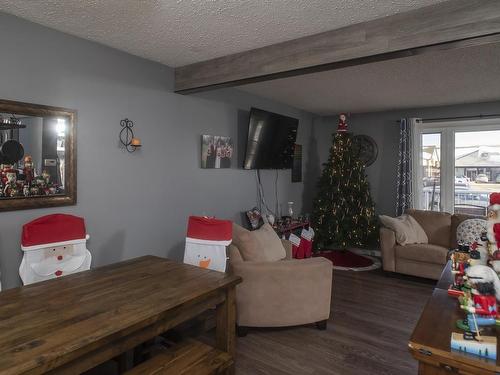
[352,134,378,167]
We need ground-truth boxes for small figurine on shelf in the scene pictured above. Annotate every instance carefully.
[23,184,30,197]
[22,155,34,185]
[456,265,500,332]
[30,182,39,196]
[3,169,18,197]
[1,164,13,187]
[41,170,50,185]
[35,176,46,195]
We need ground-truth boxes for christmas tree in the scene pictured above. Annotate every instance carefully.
[311,114,378,250]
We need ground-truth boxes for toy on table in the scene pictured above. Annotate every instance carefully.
[457,265,500,332]
[448,245,470,297]
[469,231,490,267]
[451,332,497,360]
[453,265,500,360]
[450,193,500,361]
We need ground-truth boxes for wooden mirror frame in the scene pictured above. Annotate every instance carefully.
[0,99,76,211]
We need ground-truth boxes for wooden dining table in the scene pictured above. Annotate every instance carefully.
[0,255,241,375]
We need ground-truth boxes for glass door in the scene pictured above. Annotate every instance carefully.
[454,130,500,216]
[419,133,442,211]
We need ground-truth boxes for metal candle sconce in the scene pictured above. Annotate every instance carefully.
[119,118,142,153]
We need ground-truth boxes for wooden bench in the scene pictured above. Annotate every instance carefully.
[125,338,233,375]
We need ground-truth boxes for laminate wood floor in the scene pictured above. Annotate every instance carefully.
[229,269,434,375]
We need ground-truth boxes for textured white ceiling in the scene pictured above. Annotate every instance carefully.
[0,0,446,67]
[239,43,500,115]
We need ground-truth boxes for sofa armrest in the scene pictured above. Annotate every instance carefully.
[281,239,293,260]
[380,227,396,272]
[231,257,332,327]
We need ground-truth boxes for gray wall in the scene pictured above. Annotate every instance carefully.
[0,12,313,289]
[315,101,500,216]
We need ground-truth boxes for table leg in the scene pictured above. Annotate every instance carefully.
[216,286,236,374]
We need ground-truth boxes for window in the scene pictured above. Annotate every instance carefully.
[413,118,500,215]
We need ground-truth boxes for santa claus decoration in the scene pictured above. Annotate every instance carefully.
[488,193,500,255]
[183,216,231,272]
[458,265,500,331]
[337,113,348,132]
[19,214,92,285]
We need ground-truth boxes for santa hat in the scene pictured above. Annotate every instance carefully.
[186,216,232,246]
[21,214,89,251]
[490,192,500,211]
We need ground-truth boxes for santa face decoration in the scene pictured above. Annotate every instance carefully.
[19,214,92,285]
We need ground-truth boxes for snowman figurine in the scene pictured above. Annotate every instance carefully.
[19,214,92,285]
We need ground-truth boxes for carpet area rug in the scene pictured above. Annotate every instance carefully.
[314,249,381,271]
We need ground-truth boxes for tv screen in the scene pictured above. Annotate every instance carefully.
[243,108,298,170]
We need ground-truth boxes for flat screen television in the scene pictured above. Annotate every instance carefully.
[243,108,298,169]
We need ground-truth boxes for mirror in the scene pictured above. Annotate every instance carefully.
[0,99,76,211]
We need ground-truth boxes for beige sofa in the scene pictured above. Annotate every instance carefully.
[380,209,480,280]
[228,238,332,336]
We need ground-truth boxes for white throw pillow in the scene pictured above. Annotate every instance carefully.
[379,214,428,246]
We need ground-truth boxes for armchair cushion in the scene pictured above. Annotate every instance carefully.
[232,223,286,262]
[395,243,448,265]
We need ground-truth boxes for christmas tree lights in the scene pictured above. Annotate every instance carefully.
[311,115,379,251]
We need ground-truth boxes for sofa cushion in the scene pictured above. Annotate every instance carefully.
[395,243,448,265]
[406,209,452,248]
[451,213,485,249]
[379,214,428,246]
[232,223,286,262]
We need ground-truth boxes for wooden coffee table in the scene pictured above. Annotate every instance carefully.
[409,261,500,374]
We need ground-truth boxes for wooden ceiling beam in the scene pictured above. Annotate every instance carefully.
[174,0,500,94]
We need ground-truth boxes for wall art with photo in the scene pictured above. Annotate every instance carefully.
[201,135,233,169]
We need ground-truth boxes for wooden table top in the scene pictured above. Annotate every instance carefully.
[409,261,500,373]
[0,255,241,375]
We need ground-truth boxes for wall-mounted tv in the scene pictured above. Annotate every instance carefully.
[243,108,298,170]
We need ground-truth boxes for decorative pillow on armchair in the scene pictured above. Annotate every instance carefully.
[232,223,286,262]
[456,218,487,245]
[379,214,428,246]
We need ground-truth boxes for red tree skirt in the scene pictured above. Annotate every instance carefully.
[314,249,380,271]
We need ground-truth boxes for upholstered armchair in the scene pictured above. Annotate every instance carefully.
[228,225,333,336]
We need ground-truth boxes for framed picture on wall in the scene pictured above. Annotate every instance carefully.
[201,135,233,169]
